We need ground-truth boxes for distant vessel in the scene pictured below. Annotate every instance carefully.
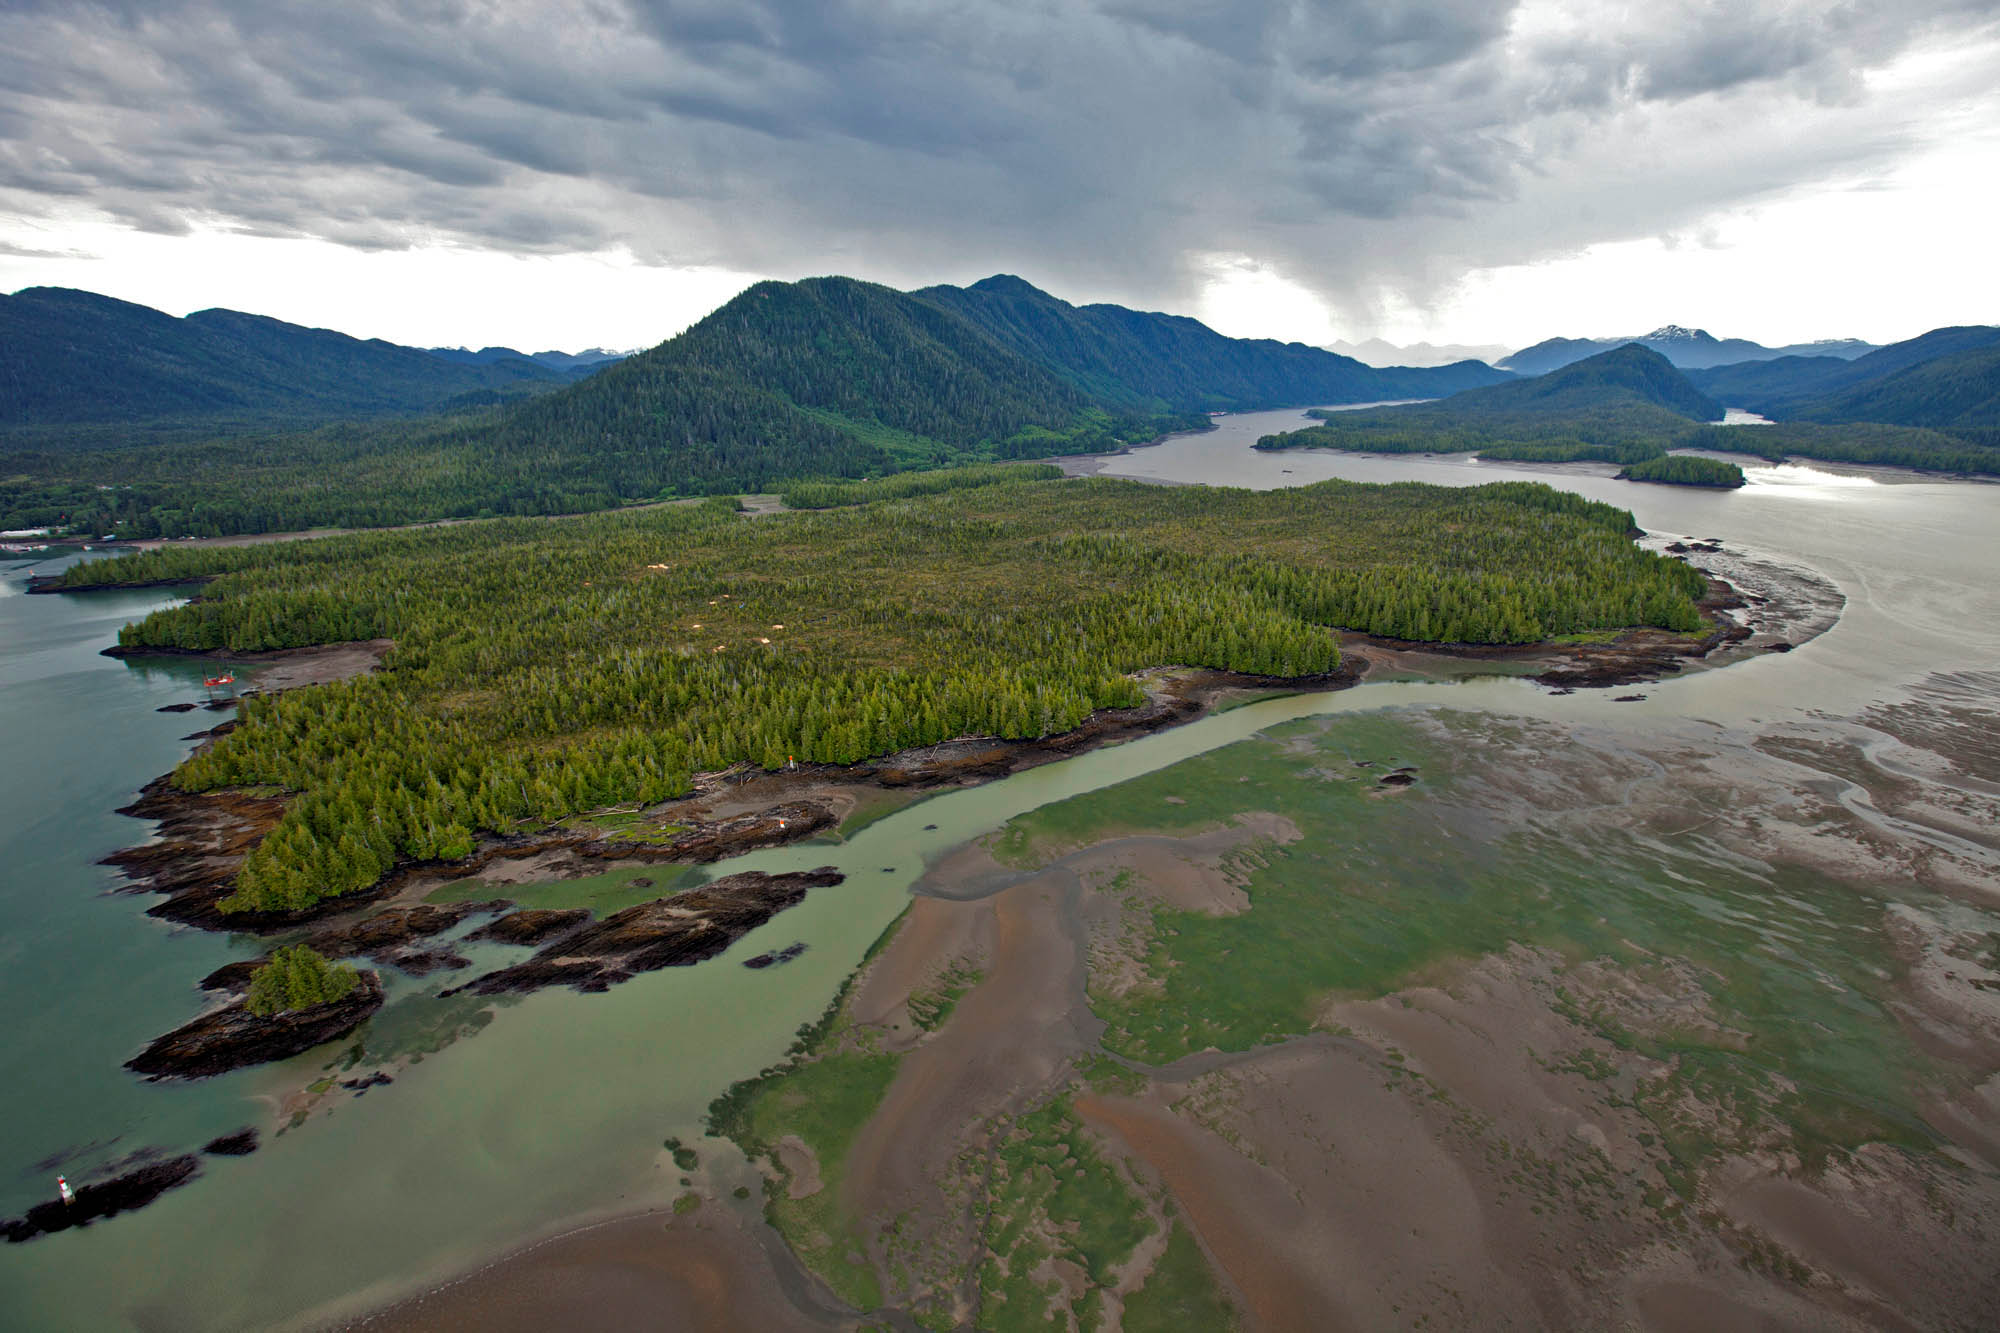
[204,673,235,689]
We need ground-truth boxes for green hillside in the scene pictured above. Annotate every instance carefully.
[1252,344,1723,462]
[1245,342,2000,479]
[1682,355,1852,407]
[467,276,1173,498]
[1789,344,2000,440]
[1686,325,2000,425]
[0,287,566,437]
[1418,344,1722,422]
[915,274,1510,411]
[0,275,1192,536]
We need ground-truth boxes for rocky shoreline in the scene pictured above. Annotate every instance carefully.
[1339,574,1754,690]
[99,665,1344,937]
[24,572,197,595]
[127,972,386,1081]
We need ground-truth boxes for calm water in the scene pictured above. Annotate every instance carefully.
[1,425,1996,1329]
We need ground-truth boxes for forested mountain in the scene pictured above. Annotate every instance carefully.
[2,274,1204,534]
[1257,346,1729,470]
[914,274,1511,411]
[1417,344,1722,422]
[428,345,626,375]
[1679,354,1853,406]
[1260,332,2000,478]
[1786,344,2000,439]
[1499,326,1877,376]
[462,275,1180,497]
[1686,325,2000,424]
[54,274,1990,540]
[0,287,572,436]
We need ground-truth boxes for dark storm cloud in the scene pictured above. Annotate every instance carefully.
[0,0,1995,313]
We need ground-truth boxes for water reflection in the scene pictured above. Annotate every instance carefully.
[1742,462,1882,495]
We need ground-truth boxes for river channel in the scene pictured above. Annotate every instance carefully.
[0,409,1994,1329]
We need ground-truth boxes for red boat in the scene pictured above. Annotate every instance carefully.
[204,673,235,689]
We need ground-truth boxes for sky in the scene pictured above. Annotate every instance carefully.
[0,1,1996,356]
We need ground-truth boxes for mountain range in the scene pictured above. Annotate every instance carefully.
[1683,325,2000,425]
[455,273,1520,496]
[428,345,629,374]
[1409,324,2000,442]
[2,276,1508,454]
[1307,328,2000,480]
[1322,338,1516,369]
[1497,327,1878,376]
[3,270,1994,543]
[0,287,618,435]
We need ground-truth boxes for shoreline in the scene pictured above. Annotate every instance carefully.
[106,662,1356,936]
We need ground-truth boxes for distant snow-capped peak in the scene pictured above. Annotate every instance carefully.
[1641,325,1714,343]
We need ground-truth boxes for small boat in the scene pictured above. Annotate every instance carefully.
[204,673,235,689]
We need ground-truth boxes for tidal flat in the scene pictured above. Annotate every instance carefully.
[685,695,2000,1331]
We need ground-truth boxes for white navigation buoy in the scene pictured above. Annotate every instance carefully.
[57,1175,74,1205]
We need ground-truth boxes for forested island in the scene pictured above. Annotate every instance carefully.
[1617,455,1746,487]
[55,471,1706,915]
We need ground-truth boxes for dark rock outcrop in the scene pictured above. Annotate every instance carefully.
[199,960,262,993]
[449,868,843,997]
[467,907,591,946]
[202,904,487,991]
[744,942,808,970]
[1,1155,201,1243]
[127,972,384,1080]
[298,902,481,959]
[203,1128,259,1156]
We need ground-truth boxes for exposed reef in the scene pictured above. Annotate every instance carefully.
[445,868,844,997]
[1,1155,202,1243]
[203,1129,259,1157]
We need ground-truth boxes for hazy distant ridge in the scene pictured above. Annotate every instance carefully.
[1499,326,1878,375]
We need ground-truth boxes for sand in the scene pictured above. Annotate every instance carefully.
[352,1206,844,1333]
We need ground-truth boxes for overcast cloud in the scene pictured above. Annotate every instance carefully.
[0,0,1996,346]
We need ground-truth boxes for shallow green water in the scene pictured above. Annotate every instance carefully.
[1,436,1996,1329]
